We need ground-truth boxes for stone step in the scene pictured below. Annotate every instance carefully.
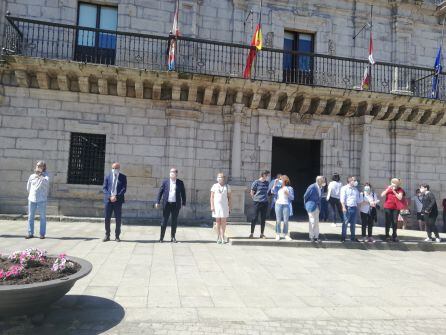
[228,237,446,251]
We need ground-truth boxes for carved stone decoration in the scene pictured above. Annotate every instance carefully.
[265,32,274,48]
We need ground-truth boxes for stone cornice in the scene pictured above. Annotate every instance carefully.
[1,55,446,126]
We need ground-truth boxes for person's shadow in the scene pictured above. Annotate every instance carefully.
[0,295,125,334]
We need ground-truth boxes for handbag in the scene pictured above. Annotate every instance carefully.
[400,208,411,216]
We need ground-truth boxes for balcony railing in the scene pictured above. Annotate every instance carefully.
[3,15,445,101]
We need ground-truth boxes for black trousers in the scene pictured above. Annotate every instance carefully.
[251,201,268,235]
[161,202,180,240]
[425,214,440,239]
[384,208,398,239]
[360,212,373,237]
[328,197,344,224]
[443,212,446,233]
[105,201,122,238]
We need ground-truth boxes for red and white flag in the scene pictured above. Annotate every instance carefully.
[361,31,375,90]
[168,0,180,71]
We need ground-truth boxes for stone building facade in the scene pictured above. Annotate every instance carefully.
[0,0,446,225]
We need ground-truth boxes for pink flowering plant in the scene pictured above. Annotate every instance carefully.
[0,265,24,281]
[51,253,75,273]
[8,248,48,268]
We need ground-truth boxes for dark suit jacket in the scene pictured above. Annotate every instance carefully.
[421,191,438,218]
[103,173,127,204]
[156,179,186,209]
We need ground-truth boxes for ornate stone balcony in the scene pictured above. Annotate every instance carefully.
[2,15,446,126]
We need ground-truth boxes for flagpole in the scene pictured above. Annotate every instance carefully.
[253,0,262,79]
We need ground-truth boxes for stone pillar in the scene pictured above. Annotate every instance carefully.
[229,103,247,222]
[360,115,373,184]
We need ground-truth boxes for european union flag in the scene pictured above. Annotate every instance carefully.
[431,46,442,99]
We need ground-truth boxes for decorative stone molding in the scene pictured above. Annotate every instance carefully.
[2,55,446,126]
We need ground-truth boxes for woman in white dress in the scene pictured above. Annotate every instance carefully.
[210,172,232,244]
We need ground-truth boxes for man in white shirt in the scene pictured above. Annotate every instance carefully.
[326,173,344,227]
[340,176,361,242]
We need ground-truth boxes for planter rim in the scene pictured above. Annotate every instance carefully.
[0,255,92,291]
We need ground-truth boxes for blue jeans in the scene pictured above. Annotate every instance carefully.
[28,201,47,236]
[319,198,329,221]
[342,206,357,240]
[275,203,290,234]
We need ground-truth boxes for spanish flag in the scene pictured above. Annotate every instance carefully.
[243,23,263,79]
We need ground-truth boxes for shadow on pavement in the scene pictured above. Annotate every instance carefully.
[0,234,99,241]
[0,295,125,335]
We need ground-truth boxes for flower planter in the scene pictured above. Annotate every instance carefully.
[0,256,92,317]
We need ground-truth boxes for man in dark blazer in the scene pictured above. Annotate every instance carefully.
[102,162,127,242]
[155,167,186,243]
[420,184,441,242]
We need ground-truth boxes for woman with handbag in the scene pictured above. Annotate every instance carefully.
[381,178,405,242]
[272,175,294,240]
[359,183,380,243]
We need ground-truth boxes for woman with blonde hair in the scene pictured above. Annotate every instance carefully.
[381,178,405,242]
[210,172,232,244]
[272,175,294,240]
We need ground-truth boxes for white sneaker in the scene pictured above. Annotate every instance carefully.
[275,235,280,241]
[424,237,432,242]
[284,235,292,241]
[436,238,441,243]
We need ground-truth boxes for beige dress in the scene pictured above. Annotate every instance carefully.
[211,183,231,218]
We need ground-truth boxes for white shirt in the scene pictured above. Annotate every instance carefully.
[168,179,176,202]
[340,185,361,207]
[111,172,119,196]
[360,192,380,214]
[27,172,50,203]
[276,187,290,205]
[327,181,342,200]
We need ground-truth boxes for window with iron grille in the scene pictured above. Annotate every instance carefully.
[68,133,106,185]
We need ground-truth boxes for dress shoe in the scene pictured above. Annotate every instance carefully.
[103,236,110,242]
[159,239,163,243]
[115,237,121,242]
[171,237,177,243]
[39,235,45,239]
[25,234,34,239]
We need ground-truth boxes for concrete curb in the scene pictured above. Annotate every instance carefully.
[228,238,446,251]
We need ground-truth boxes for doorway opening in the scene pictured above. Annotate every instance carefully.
[271,137,321,218]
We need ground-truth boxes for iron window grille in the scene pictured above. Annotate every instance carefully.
[68,132,106,185]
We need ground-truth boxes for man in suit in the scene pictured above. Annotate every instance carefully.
[102,162,127,242]
[420,184,441,243]
[155,167,186,243]
[303,176,325,242]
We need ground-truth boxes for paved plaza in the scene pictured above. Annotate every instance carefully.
[1,218,446,334]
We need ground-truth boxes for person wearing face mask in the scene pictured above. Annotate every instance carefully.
[381,178,405,242]
[102,162,127,242]
[419,184,441,243]
[156,168,186,243]
[413,189,425,231]
[273,175,294,240]
[249,170,270,239]
[319,177,329,222]
[359,183,380,243]
[268,174,282,220]
[26,161,50,239]
[340,176,361,242]
[210,172,232,244]
[303,176,325,242]
[327,173,343,227]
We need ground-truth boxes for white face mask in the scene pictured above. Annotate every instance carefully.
[217,177,224,183]
[322,183,326,187]
[353,181,358,187]
[364,186,371,193]
[170,172,176,178]
[112,168,119,175]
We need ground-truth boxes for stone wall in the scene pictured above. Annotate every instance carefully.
[1,0,443,68]
[1,75,446,224]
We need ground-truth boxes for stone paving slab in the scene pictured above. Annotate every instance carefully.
[1,219,446,334]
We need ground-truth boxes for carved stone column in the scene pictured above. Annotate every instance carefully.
[229,103,247,222]
[360,115,373,184]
